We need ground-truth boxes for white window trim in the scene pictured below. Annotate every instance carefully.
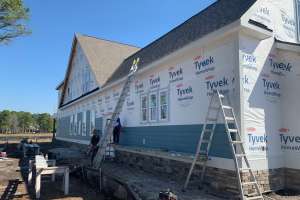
[141,95,147,123]
[159,90,168,121]
[82,112,86,136]
[149,92,157,122]
[90,110,95,136]
[78,120,81,135]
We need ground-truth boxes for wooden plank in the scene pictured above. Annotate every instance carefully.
[65,167,69,195]
[28,160,33,185]
[40,168,67,174]
[36,169,42,198]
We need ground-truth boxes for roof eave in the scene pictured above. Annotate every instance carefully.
[55,80,65,90]
[239,0,273,40]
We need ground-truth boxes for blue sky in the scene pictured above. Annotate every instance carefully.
[0,0,217,115]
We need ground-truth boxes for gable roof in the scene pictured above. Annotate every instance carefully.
[59,34,141,107]
[102,0,257,87]
[76,34,141,87]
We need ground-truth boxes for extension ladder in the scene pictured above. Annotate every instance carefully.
[93,58,140,169]
[182,90,263,200]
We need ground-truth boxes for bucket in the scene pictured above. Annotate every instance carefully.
[1,152,6,157]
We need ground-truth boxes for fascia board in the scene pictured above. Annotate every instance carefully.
[58,36,77,106]
[55,80,65,90]
[276,42,300,52]
[59,20,241,110]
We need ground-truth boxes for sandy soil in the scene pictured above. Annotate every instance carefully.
[0,142,107,200]
[1,141,300,200]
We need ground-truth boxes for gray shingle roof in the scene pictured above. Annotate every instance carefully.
[76,34,141,88]
[102,0,257,88]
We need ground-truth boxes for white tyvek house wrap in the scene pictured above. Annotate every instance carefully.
[62,43,99,106]
[251,0,298,43]
[117,42,235,127]
[59,42,235,128]
[280,49,300,157]
[242,35,284,159]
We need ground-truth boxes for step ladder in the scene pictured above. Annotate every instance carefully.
[182,90,263,200]
[93,58,140,169]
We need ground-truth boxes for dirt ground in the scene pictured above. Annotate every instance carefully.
[1,141,300,200]
[0,142,107,200]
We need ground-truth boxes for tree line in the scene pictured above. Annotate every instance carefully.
[0,110,54,133]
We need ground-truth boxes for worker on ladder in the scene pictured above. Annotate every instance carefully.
[90,129,100,165]
[112,117,121,144]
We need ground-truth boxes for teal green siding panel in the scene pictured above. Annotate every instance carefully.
[57,113,92,141]
[119,123,236,159]
[86,110,90,136]
[95,117,103,137]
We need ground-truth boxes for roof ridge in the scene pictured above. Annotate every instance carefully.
[75,33,141,49]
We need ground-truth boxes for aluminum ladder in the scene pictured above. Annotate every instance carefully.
[93,58,140,169]
[182,90,263,200]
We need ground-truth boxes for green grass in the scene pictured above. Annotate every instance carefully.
[0,133,53,138]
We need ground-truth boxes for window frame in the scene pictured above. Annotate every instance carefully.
[141,95,147,123]
[90,110,95,136]
[86,71,90,92]
[159,90,168,121]
[70,115,73,135]
[82,112,86,136]
[74,114,77,135]
[149,92,157,122]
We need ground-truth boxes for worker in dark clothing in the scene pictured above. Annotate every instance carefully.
[90,129,100,165]
[113,117,121,144]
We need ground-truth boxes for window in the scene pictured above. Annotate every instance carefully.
[82,112,86,136]
[150,93,157,121]
[83,75,86,93]
[90,110,95,136]
[70,115,73,135]
[141,95,147,122]
[74,114,77,135]
[78,121,81,135]
[82,71,90,94]
[160,91,168,120]
[86,71,90,92]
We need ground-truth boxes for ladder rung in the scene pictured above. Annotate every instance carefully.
[204,129,213,132]
[231,141,243,145]
[201,140,211,143]
[192,170,202,173]
[225,117,234,121]
[199,150,207,153]
[245,196,264,200]
[242,182,257,185]
[236,154,246,157]
[239,168,251,171]
[210,107,220,110]
[228,129,238,132]
[222,106,231,109]
[206,118,217,121]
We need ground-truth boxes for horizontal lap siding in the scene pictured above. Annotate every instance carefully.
[120,123,236,159]
[95,117,103,137]
[86,110,90,136]
[57,112,91,141]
